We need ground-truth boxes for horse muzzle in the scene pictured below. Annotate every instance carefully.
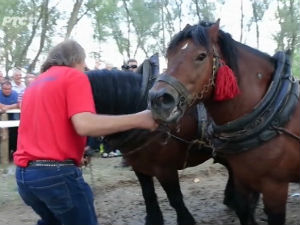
[148,86,186,123]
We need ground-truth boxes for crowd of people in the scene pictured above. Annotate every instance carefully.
[0,68,37,158]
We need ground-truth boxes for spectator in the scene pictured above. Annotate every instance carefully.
[10,68,26,95]
[0,70,6,90]
[105,63,114,70]
[18,73,37,107]
[13,39,157,225]
[0,80,19,112]
[0,80,19,159]
[0,70,5,83]
[121,59,138,72]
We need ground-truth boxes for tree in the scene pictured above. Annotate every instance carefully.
[91,0,160,60]
[65,0,93,39]
[189,0,216,22]
[273,0,300,77]
[274,0,299,57]
[248,0,270,48]
[90,0,129,59]
[129,0,160,58]
[0,0,61,73]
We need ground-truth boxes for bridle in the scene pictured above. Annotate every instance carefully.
[154,49,220,116]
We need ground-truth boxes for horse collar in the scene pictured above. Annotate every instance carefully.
[212,51,299,154]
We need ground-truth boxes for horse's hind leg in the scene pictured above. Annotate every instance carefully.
[134,171,164,225]
[233,182,260,225]
[156,169,195,225]
[262,182,288,225]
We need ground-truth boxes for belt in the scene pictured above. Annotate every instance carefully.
[28,160,76,167]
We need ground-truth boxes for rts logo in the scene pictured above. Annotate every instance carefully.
[1,16,28,26]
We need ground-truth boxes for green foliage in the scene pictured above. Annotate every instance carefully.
[189,0,216,22]
[0,0,299,74]
[0,0,35,72]
[91,0,160,58]
[0,0,61,73]
[273,0,300,55]
[292,47,300,78]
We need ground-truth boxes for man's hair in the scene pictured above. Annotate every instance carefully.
[1,80,12,87]
[41,40,86,72]
[127,59,137,64]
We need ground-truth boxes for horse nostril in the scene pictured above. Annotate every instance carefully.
[150,92,175,110]
[159,93,175,108]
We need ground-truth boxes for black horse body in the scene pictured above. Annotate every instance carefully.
[86,69,234,225]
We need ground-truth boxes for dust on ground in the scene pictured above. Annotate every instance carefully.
[0,157,299,225]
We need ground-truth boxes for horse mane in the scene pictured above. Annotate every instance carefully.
[86,69,155,151]
[167,21,274,75]
[86,69,145,115]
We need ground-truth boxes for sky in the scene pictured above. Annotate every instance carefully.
[67,0,279,71]
[1,0,280,73]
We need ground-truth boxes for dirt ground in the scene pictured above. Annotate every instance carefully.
[0,156,299,225]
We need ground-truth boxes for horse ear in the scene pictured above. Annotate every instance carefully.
[183,24,191,31]
[208,19,220,43]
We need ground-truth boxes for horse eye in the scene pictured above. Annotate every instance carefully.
[195,53,207,61]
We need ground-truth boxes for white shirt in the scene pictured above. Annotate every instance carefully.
[11,80,26,95]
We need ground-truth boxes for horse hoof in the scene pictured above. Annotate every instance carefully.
[145,216,164,225]
[178,218,196,225]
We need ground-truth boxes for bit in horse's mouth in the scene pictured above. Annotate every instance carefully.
[166,106,181,123]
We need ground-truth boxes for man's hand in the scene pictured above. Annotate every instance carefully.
[81,155,91,167]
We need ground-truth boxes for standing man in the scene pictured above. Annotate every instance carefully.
[10,68,26,95]
[0,80,19,158]
[0,70,5,86]
[13,40,157,225]
[127,59,138,72]
[17,73,37,108]
[122,59,138,72]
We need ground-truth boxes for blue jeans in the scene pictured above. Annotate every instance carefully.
[16,166,98,225]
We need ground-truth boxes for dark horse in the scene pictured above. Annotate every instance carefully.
[149,20,300,225]
[86,68,234,225]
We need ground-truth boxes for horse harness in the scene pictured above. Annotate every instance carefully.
[213,51,300,154]
[152,51,300,156]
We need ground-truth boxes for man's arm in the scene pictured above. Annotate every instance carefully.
[0,103,19,111]
[71,110,157,137]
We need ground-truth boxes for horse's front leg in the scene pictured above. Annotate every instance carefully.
[232,179,260,225]
[134,171,164,225]
[156,169,195,225]
[215,158,237,210]
[262,182,288,225]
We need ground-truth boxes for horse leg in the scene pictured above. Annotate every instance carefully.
[214,156,237,210]
[233,181,260,225]
[262,182,288,225]
[156,169,195,225]
[221,162,236,210]
[134,171,164,225]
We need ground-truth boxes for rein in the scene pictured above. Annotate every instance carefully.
[272,126,300,142]
[156,53,219,115]
[121,126,211,158]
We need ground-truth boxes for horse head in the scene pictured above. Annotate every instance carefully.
[149,20,222,123]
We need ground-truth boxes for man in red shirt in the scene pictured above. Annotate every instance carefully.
[14,40,157,225]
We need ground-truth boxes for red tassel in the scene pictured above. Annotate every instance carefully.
[214,61,240,101]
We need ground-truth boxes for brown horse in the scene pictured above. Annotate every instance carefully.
[149,20,300,225]
[86,68,222,225]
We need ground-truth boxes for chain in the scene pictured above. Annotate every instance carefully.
[190,57,218,105]
[87,158,96,189]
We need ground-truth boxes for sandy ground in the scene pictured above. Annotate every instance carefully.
[0,157,299,225]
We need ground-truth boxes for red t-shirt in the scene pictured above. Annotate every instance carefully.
[14,66,96,167]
